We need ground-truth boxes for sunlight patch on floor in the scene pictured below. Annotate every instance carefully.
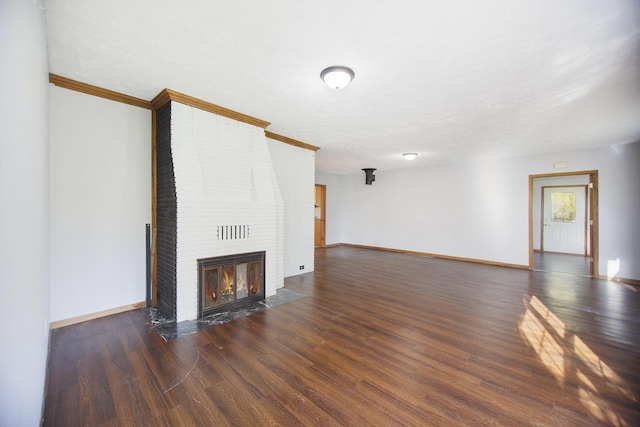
[519,296,566,382]
[518,295,636,426]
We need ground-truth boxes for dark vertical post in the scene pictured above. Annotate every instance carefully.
[146,223,151,307]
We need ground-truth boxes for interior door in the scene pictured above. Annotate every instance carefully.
[542,186,587,255]
[314,184,326,247]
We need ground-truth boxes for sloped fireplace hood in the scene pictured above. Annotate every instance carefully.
[152,89,284,322]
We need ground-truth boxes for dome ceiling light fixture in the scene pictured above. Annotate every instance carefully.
[402,153,418,160]
[320,65,355,90]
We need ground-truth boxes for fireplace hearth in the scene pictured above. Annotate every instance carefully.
[145,287,305,341]
[198,251,265,318]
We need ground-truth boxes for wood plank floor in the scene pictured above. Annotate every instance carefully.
[44,246,640,426]
[534,251,591,276]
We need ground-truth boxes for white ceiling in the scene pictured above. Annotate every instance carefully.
[44,0,640,174]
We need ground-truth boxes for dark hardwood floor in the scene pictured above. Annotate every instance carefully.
[44,246,640,426]
[534,251,591,276]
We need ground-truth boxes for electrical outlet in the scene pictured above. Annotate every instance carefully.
[299,265,304,270]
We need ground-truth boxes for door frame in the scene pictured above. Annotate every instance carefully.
[529,170,598,277]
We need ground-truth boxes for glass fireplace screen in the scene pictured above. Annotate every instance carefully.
[198,251,265,317]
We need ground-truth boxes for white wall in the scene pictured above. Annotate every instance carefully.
[0,0,50,425]
[268,139,316,275]
[332,160,531,266]
[321,142,640,280]
[598,142,640,280]
[49,86,151,322]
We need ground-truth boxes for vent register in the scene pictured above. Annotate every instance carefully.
[218,225,250,241]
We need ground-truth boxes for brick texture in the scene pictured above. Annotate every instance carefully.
[155,102,177,319]
[156,101,284,322]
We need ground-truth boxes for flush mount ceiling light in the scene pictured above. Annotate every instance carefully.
[320,66,355,90]
[402,153,418,160]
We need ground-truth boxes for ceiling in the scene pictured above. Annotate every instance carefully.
[44,0,640,174]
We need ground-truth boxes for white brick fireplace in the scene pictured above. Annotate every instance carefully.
[155,94,284,322]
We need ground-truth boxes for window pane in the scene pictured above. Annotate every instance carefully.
[552,192,576,222]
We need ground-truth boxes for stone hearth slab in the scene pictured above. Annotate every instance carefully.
[145,288,306,341]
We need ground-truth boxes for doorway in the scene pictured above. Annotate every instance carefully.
[541,185,587,255]
[529,171,598,277]
[314,184,326,247]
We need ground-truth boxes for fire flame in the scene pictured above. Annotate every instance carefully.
[222,270,234,295]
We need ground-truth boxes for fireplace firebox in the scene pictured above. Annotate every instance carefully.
[198,251,265,318]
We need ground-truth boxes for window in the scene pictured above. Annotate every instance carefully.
[552,192,576,222]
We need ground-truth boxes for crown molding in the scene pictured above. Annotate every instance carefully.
[49,74,152,110]
[265,131,320,152]
[151,88,270,129]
